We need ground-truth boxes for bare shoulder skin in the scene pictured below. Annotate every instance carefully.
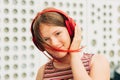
[36,64,46,80]
[90,53,110,80]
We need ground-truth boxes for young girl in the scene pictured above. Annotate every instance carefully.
[31,7,110,80]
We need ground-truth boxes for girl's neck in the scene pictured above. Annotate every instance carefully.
[53,54,71,69]
[52,52,83,69]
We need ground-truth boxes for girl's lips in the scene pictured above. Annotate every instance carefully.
[52,46,65,51]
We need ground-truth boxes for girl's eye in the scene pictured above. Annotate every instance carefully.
[44,38,50,41]
[56,32,61,36]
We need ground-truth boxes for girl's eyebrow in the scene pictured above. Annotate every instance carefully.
[53,29,62,34]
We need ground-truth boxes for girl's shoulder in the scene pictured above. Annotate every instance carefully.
[91,53,108,62]
[36,64,46,80]
[82,53,109,66]
[90,53,109,66]
[89,53,110,80]
[82,52,107,61]
[36,61,52,80]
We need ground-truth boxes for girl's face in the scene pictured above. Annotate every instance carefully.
[39,24,71,59]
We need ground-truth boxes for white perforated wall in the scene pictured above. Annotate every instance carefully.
[0,0,120,80]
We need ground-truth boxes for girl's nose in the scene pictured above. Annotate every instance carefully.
[50,37,60,47]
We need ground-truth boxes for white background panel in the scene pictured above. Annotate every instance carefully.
[0,0,120,80]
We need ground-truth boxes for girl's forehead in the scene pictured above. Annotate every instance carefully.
[39,25,65,36]
[40,24,65,31]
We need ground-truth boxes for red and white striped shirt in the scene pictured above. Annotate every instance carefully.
[43,53,94,80]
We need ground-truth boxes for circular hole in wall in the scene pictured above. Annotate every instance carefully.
[91,39,96,46]
[13,27,18,33]
[21,72,27,78]
[12,0,18,5]
[12,9,18,14]
[4,27,9,33]
[29,0,34,6]
[109,50,114,57]
[4,64,10,70]
[21,0,26,5]
[4,8,9,14]
[118,5,120,12]
[118,17,120,24]
[21,9,26,14]
[13,64,18,70]
[4,46,9,52]
[4,55,10,61]
[4,74,10,79]
[13,73,18,79]
[4,0,9,4]
[4,18,9,23]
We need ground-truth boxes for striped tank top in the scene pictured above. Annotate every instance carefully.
[43,53,94,80]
